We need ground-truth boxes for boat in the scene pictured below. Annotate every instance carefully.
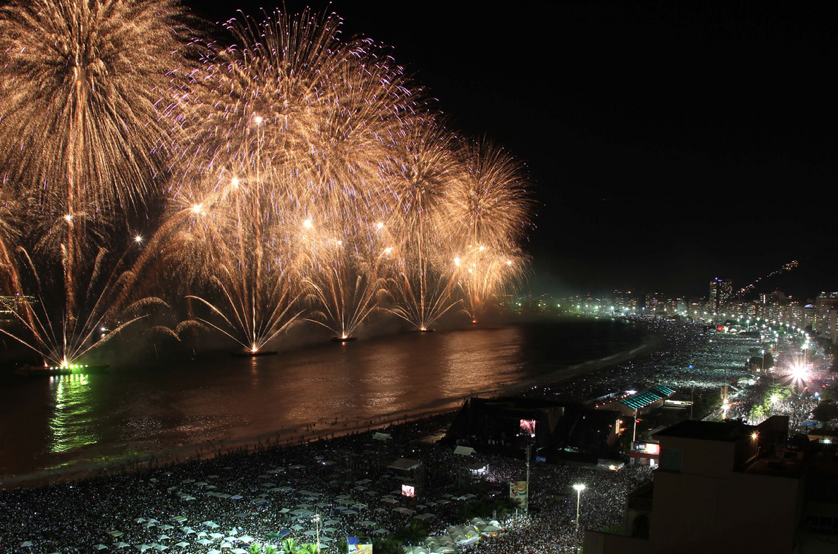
[412,328,436,333]
[230,350,277,357]
[330,336,358,343]
[14,363,110,377]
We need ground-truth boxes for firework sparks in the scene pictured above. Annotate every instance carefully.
[0,3,534,362]
[0,0,191,365]
[447,138,534,322]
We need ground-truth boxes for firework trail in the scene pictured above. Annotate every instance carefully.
[301,217,390,339]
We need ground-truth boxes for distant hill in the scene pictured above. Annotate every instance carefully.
[736,258,838,303]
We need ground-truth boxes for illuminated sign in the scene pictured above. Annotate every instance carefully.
[348,538,373,554]
[509,481,528,506]
[519,419,536,438]
[401,484,415,497]
[632,442,660,455]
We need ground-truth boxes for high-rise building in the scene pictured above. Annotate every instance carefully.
[708,278,733,311]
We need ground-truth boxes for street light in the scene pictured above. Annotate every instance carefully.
[573,483,586,554]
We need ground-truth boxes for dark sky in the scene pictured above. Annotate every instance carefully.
[191,0,838,299]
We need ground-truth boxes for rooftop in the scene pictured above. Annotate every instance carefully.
[654,419,755,442]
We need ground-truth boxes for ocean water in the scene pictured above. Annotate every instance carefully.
[0,317,648,476]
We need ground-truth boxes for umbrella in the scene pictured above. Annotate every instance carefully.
[117,543,132,549]
[108,531,125,538]
[291,524,304,531]
[20,542,34,547]
[210,533,224,539]
[197,539,213,546]
[158,535,171,541]
[324,520,340,525]
[359,521,376,527]
[208,551,222,554]
[95,544,109,550]
[174,542,190,548]
[135,518,147,523]
[135,545,152,553]
[173,516,188,523]
[206,522,221,529]
[197,532,208,538]
[153,546,168,552]
[232,550,248,554]
[303,531,317,536]
[161,525,174,531]
[238,536,255,543]
[230,495,243,500]
[220,543,232,549]
[372,529,389,535]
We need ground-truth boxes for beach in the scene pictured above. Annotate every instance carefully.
[1,317,662,491]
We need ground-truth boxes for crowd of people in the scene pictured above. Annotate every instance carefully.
[1,317,826,554]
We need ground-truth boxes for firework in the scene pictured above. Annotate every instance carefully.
[382,117,462,330]
[454,246,529,323]
[0,0,190,213]
[0,0,191,365]
[301,217,390,339]
[447,138,534,322]
[170,8,415,349]
[0,3,535,362]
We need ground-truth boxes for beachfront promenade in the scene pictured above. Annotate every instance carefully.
[1,318,822,554]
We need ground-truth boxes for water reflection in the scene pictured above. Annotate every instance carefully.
[1,319,648,475]
[48,374,99,453]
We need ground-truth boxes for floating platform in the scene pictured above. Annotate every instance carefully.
[230,350,277,357]
[330,336,358,343]
[14,364,110,377]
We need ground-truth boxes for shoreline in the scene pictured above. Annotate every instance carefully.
[1,317,665,491]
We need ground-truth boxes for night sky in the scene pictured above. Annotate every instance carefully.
[192,0,838,299]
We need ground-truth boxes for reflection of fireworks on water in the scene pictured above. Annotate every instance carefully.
[0,0,190,365]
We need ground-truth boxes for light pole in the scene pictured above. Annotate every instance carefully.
[312,512,321,553]
[573,483,586,554]
[524,443,531,516]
